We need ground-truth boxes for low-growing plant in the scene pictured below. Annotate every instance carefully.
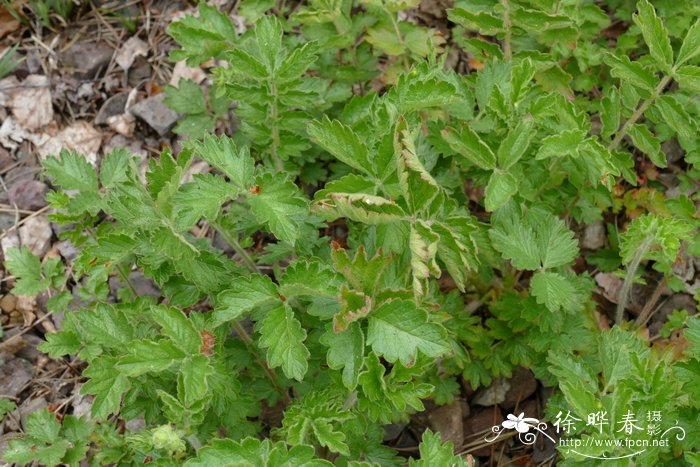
[3,0,700,465]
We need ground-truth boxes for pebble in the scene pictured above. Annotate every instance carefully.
[19,215,53,257]
[129,94,179,135]
[581,220,606,250]
[61,42,114,78]
[0,358,34,398]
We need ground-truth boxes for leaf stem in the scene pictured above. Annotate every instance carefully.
[608,74,673,151]
[268,81,284,171]
[615,235,654,325]
[502,0,512,60]
[213,221,259,274]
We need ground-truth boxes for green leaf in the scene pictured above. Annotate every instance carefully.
[321,323,364,390]
[44,149,98,193]
[172,174,236,230]
[604,54,657,92]
[627,124,666,168]
[314,192,405,224]
[399,79,460,112]
[277,42,318,82]
[409,429,466,467]
[633,0,673,71]
[490,205,578,270]
[395,119,440,214]
[535,129,587,159]
[99,148,130,188]
[81,357,131,420]
[484,170,518,212]
[600,88,621,139]
[279,259,341,299]
[4,246,49,296]
[442,126,497,170]
[497,119,534,169]
[409,222,440,295]
[654,95,697,140]
[25,408,61,443]
[185,438,332,467]
[259,305,309,381]
[226,48,269,80]
[189,135,254,191]
[307,117,372,175]
[248,173,307,245]
[117,339,186,376]
[213,274,279,325]
[179,355,213,405]
[530,271,578,312]
[253,16,284,71]
[367,299,450,366]
[676,18,700,66]
[4,438,68,467]
[151,305,201,355]
[164,79,207,114]
[510,58,535,104]
[447,8,502,35]
[674,65,700,93]
[39,331,81,357]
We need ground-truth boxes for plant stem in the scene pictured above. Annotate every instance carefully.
[608,74,673,151]
[232,320,291,405]
[502,0,512,60]
[384,7,410,71]
[213,221,259,274]
[268,81,284,171]
[616,235,654,325]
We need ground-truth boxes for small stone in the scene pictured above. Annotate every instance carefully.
[581,220,606,250]
[95,92,129,125]
[19,215,52,257]
[7,179,48,211]
[54,239,80,264]
[10,74,53,130]
[428,399,464,449]
[37,121,102,165]
[61,42,114,78]
[115,36,149,71]
[0,358,34,397]
[1,231,20,257]
[0,294,17,312]
[129,94,179,135]
[500,368,538,410]
[0,212,15,231]
[108,272,160,298]
[0,145,13,171]
[472,377,509,407]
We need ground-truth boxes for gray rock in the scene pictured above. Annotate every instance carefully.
[7,180,48,210]
[581,220,606,250]
[428,399,464,449]
[0,358,34,398]
[109,271,160,298]
[95,92,129,125]
[61,42,114,78]
[19,215,52,257]
[129,94,179,135]
[500,367,538,410]
[0,213,15,231]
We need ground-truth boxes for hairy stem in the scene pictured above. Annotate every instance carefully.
[268,81,284,171]
[616,235,654,325]
[502,0,512,60]
[213,221,259,274]
[608,74,673,151]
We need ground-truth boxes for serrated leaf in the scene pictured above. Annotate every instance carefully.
[399,79,460,112]
[172,174,237,230]
[321,322,364,390]
[117,339,186,376]
[674,65,700,93]
[44,149,98,192]
[531,209,579,269]
[259,305,309,381]
[226,48,269,80]
[39,331,81,357]
[431,218,478,292]
[409,429,466,467]
[633,0,673,71]
[442,126,496,170]
[367,299,450,366]
[307,117,372,175]
[409,222,440,295]
[510,58,535,104]
[604,54,657,92]
[279,259,341,299]
[677,18,700,66]
[25,408,61,443]
[179,355,213,406]
[81,357,131,420]
[72,304,133,349]
[277,42,318,82]
[151,305,201,355]
[627,124,666,168]
[447,8,502,35]
[4,438,68,467]
[314,193,405,224]
[654,95,697,140]
[484,170,518,212]
[601,88,620,138]
[213,274,279,324]
[99,148,130,188]
[189,135,254,191]
[164,79,207,114]
[395,119,440,214]
[497,119,534,169]
[248,173,307,245]
[530,271,578,312]
[4,246,49,296]
[253,16,284,71]
[536,129,586,159]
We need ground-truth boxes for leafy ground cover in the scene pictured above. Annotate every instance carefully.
[1,0,700,465]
